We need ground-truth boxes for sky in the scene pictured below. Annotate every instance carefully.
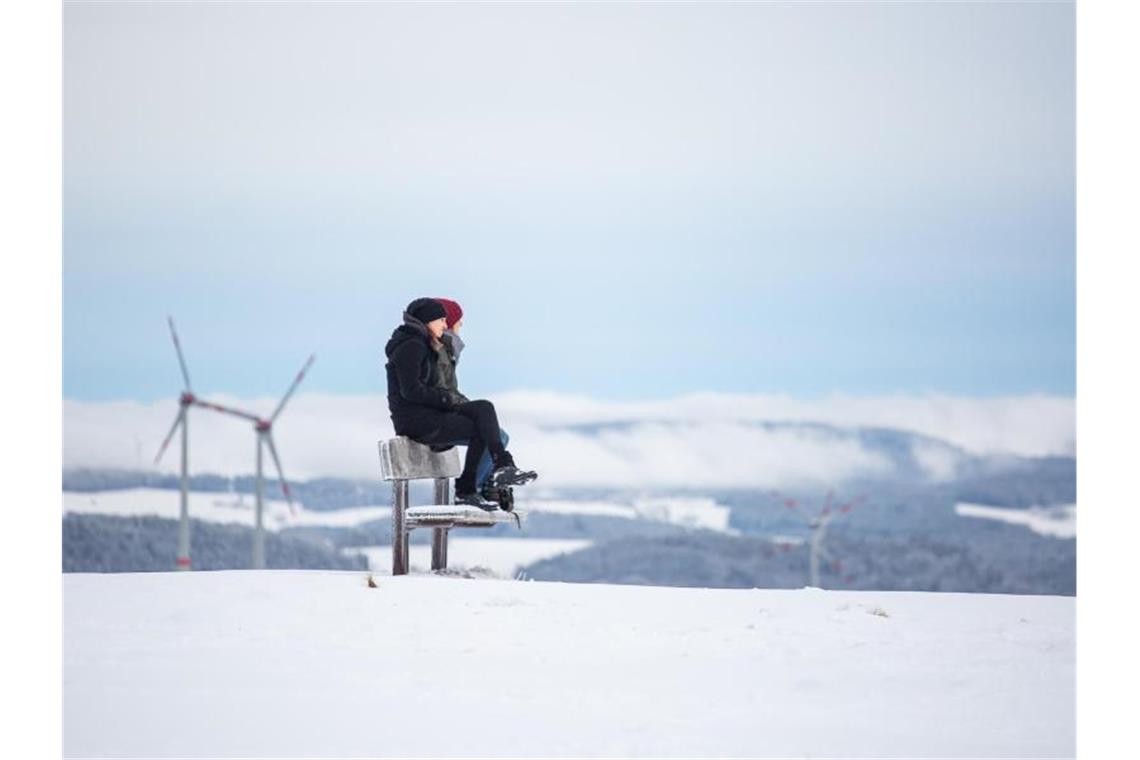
[63,0,1075,403]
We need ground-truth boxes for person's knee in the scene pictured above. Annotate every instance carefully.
[469,399,494,414]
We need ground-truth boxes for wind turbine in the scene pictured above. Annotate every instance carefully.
[222,354,315,569]
[154,317,259,570]
[156,317,280,570]
[153,317,197,571]
[774,490,867,588]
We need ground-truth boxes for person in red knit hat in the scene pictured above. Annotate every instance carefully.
[436,297,463,332]
[431,298,516,510]
[433,297,466,403]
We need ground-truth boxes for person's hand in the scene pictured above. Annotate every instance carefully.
[442,390,467,408]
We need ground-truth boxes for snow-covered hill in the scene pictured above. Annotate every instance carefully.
[64,571,1074,758]
[956,501,1077,538]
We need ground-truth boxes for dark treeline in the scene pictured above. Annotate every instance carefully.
[522,524,1075,596]
[64,513,367,573]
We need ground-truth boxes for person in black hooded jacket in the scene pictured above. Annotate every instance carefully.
[384,297,535,508]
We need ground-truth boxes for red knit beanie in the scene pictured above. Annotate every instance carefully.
[435,298,464,329]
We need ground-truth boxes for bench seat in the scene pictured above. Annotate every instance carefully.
[406,505,523,528]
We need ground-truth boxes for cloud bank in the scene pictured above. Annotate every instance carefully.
[63,391,1074,488]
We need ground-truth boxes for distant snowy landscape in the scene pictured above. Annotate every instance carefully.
[61,488,732,577]
[62,488,732,535]
[64,570,1075,758]
[61,390,1077,593]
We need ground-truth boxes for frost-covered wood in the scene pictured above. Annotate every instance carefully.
[378,437,462,481]
[407,505,520,527]
[382,438,517,575]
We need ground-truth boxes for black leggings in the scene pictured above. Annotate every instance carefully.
[399,399,509,493]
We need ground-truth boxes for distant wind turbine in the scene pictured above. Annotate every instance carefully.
[773,489,867,588]
[206,354,315,569]
[154,317,267,570]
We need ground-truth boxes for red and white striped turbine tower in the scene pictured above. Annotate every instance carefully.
[773,489,867,588]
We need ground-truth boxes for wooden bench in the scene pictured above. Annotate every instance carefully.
[378,436,520,575]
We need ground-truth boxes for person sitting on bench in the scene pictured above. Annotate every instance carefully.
[430,297,516,511]
[384,297,536,510]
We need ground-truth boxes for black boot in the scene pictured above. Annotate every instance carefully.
[480,483,515,512]
[490,460,538,489]
[455,490,500,511]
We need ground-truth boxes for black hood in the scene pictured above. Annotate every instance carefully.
[384,312,432,359]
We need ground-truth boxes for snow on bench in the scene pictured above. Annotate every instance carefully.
[406,505,518,528]
[379,436,521,575]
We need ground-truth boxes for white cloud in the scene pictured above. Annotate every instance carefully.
[63,393,392,481]
[490,390,1076,458]
[909,440,965,482]
[63,391,1074,489]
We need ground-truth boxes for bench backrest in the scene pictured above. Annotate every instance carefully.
[378,436,462,481]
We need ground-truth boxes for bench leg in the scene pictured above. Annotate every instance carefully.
[431,477,451,572]
[431,528,449,571]
[403,529,410,573]
[392,479,409,575]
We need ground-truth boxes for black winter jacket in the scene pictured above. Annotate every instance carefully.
[384,313,456,433]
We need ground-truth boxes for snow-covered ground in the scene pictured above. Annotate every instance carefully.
[344,538,592,577]
[956,502,1077,538]
[62,488,734,533]
[64,571,1074,758]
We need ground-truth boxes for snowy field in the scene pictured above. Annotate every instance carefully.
[63,488,330,531]
[344,538,592,578]
[64,571,1074,758]
[62,488,733,532]
[955,502,1077,538]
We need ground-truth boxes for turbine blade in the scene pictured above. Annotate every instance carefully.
[270,354,315,423]
[264,433,296,516]
[778,494,812,526]
[167,316,193,391]
[154,408,184,464]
